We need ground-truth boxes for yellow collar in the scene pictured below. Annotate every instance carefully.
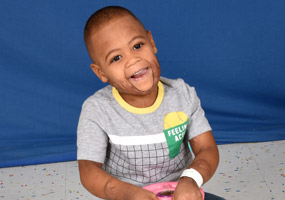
[112,81,164,114]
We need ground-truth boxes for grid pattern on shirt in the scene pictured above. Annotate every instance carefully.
[103,141,191,184]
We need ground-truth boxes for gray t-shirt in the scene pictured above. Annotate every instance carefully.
[77,77,211,197]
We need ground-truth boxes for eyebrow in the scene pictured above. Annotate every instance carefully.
[105,48,120,62]
[104,35,146,62]
[128,35,145,45]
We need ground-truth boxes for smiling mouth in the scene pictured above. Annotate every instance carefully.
[130,67,149,79]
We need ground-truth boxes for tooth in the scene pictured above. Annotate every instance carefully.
[133,69,143,76]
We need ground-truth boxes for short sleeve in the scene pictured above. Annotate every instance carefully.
[77,99,108,163]
[184,82,212,140]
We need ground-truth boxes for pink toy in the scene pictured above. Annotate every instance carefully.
[143,182,205,200]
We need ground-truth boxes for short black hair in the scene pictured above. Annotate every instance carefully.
[84,6,146,60]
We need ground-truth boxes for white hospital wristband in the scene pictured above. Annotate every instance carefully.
[180,168,203,188]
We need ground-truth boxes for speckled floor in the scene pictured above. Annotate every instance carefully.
[0,140,284,200]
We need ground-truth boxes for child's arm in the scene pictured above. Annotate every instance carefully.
[173,130,219,200]
[78,160,158,200]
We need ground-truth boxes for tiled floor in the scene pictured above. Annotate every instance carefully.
[0,140,284,200]
[203,140,285,200]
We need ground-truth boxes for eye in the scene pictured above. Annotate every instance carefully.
[111,55,122,63]
[133,43,144,50]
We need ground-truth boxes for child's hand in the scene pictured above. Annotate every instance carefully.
[125,187,158,200]
[172,177,203,200]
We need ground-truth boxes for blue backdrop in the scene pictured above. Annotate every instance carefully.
[1,0,284,167]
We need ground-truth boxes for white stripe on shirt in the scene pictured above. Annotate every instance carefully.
[108,133,166,145]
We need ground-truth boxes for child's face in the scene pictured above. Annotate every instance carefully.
[89,15,160,96]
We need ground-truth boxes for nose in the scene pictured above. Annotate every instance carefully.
[125,51,141,68]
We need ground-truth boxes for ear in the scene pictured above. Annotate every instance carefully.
[147,30,157,54]
[90,63,108,83]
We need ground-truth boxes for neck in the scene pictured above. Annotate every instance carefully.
[120,86,158,108]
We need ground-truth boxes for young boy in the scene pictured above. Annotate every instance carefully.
[77,6,220,200]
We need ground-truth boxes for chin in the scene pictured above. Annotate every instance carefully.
[137,84,158,95]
